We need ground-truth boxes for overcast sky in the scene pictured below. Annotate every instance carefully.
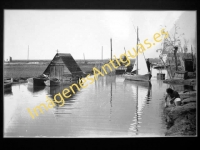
[4,10,196,60]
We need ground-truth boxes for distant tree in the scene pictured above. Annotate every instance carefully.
[164,24,185,71]
[183,38,189,53]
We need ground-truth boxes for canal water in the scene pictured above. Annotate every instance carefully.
[4,69,175,137]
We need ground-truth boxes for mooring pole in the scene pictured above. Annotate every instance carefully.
[28,45,29,60]
[136,27,138,75]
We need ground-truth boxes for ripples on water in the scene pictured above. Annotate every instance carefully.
[4,69,190,137]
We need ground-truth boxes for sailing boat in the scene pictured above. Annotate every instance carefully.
[124,27,152,81]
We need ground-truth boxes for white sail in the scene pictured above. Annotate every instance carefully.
[131,59,137,72]
[131,52,148,75]
[138,52,149,75]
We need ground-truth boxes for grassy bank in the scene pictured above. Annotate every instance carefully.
[164,91,196,136]
[4,63,95,79]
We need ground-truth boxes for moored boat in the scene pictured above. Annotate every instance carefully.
[4,82,12,89]
[27,74,48,86]
[124,73,152,82]
[124,26,152,82]
[153,64,169,69]
[27,85,46,93]
[44,78,61,86]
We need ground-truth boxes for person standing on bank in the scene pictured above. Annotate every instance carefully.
[76,75,79,84]
[164,88,181,107]
[79,75,82,83]
[146,58,151,73]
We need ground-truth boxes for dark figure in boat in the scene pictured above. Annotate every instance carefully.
[76,75,82,83]
[79,75,82,83]
[146,58,151,73]
[165,88,181,107]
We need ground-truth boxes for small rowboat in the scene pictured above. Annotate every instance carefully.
[4,82,12,89]
[44,78,61,86]
[27,74,48,86]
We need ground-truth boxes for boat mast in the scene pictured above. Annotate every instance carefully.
[28,45,29,60]
[102,46,103,64]
[110,38,112,60]
[136,27,138,75]
[99,46,103,72]
[83,53,85,63]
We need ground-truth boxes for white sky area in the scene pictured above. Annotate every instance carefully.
[4,10,196,60]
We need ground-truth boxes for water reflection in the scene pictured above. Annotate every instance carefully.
[124,80,152,136]
[27,85,46,94]
[4,88,13,95]
[110,80,113,121]
[4,75,170,137]
[44,82,79,117]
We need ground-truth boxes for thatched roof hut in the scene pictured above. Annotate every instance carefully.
[43,53,84,79]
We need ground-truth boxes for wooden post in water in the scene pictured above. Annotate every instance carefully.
[136,27,138,75]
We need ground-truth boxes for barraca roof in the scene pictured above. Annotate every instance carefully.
[43,53,84,76]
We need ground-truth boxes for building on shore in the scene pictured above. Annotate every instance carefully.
[166,53,195,72]
[43,53,84,80]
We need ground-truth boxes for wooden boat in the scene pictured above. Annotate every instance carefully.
[115,66,127,75]
[154,64,169,69]
[64,76,79,81]
[4,81,13,94]
[27,85,46,93]
[124,79,152,88]
[124,27,152,82]
[44,78,61,86]
[4,81,12,89]
[27,74,48,86]
[27,77,47,86]
[124,73,152,82]
[4,78,13,83]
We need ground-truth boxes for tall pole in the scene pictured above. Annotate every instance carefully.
[28,45,29,60]
[136,27,138,75]
[162,38,172,79]
[191,45,194,71]
[83,53,85,62]
[110,38,112,60]
[174,46,178,71]
[102,46,103,64]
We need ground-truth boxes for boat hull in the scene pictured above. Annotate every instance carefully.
[154,65,169,69]
[124,73,152,82]
[4,82,12,89]
[44,80,61,86]
[27,78,47,86]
